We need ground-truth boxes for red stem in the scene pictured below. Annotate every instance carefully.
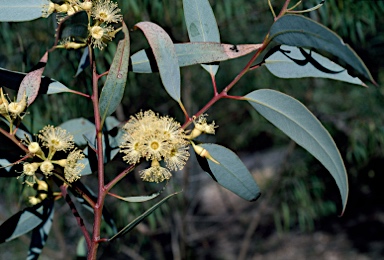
[0,127,30,154]
[70,90,91,98]
[181,41,268,129]
[104,164,135,192]
[211,74,218,95]
[87,47,107,260]
[181,0,291,129]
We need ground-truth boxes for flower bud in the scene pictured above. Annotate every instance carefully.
[23,162,39,176]
[28,196,41,205]
[55,159,67,167]
[80,1,93,11]
[0,88,9,116]
[191,142,219,164]
[28,142,40,153]
[40,160,54,175]
[28,142,45,158]
[186,128,203,140]
[55,3,69,13]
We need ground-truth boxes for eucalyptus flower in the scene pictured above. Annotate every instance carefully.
[90,24,114,50]
[187,114,217,139]
[62,149,85,183]
[120,110,190,183]
[92,0,123,24]
[38,126,74,159]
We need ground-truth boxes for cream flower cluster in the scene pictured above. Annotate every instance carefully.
[19,126,85,186]
[0,88,27,125]
[187,114,217,140]
[120,110,190,183]
[45,0,123,50]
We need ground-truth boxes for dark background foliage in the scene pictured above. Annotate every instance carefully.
[0,0,384,259]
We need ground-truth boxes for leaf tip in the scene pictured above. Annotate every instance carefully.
[249,192,261,202]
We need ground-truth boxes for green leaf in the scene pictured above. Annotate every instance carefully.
[108,191,180,241]
[135,22,181,102]
[46,81,78,95]
[0,0,50,22]
[0,199,54,243]
[268,14,375,84]
[130,42,262,73]
[264,45,365,86]
[200,143,261,201]
[244,89,348,214]
[109,187,165,203]
[183,0,221,76]
[99,22,130,128]
[17,52,48,106]
[0,67,77,95]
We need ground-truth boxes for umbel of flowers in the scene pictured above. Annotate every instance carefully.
[44,0,123,50]
[119,110,191,183]
[20,126,85,186]
[0,88,27,130]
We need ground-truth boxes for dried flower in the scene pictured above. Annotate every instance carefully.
[92,0,122,24]
[194,114,216,134]
[63,149,85,183]
[7,91,27,119]
[187,114,217,139]
[0,88,9,116]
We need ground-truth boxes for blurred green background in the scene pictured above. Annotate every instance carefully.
[1,0,384,259]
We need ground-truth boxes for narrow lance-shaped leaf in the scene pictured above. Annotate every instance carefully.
[109,183,167,203]
[109,191,180,241]
[17,52,48,106]
[135,22,181,102]
[130,42,262,73]
[268,14,375,84]
[199,143,261,201]
[99,22,130,128]
[0,199,54,244]
[244,89,348,214]
[0,67,78,95]
[263,45,365,86]
[0,0,50,22]
[183,0,221,76]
